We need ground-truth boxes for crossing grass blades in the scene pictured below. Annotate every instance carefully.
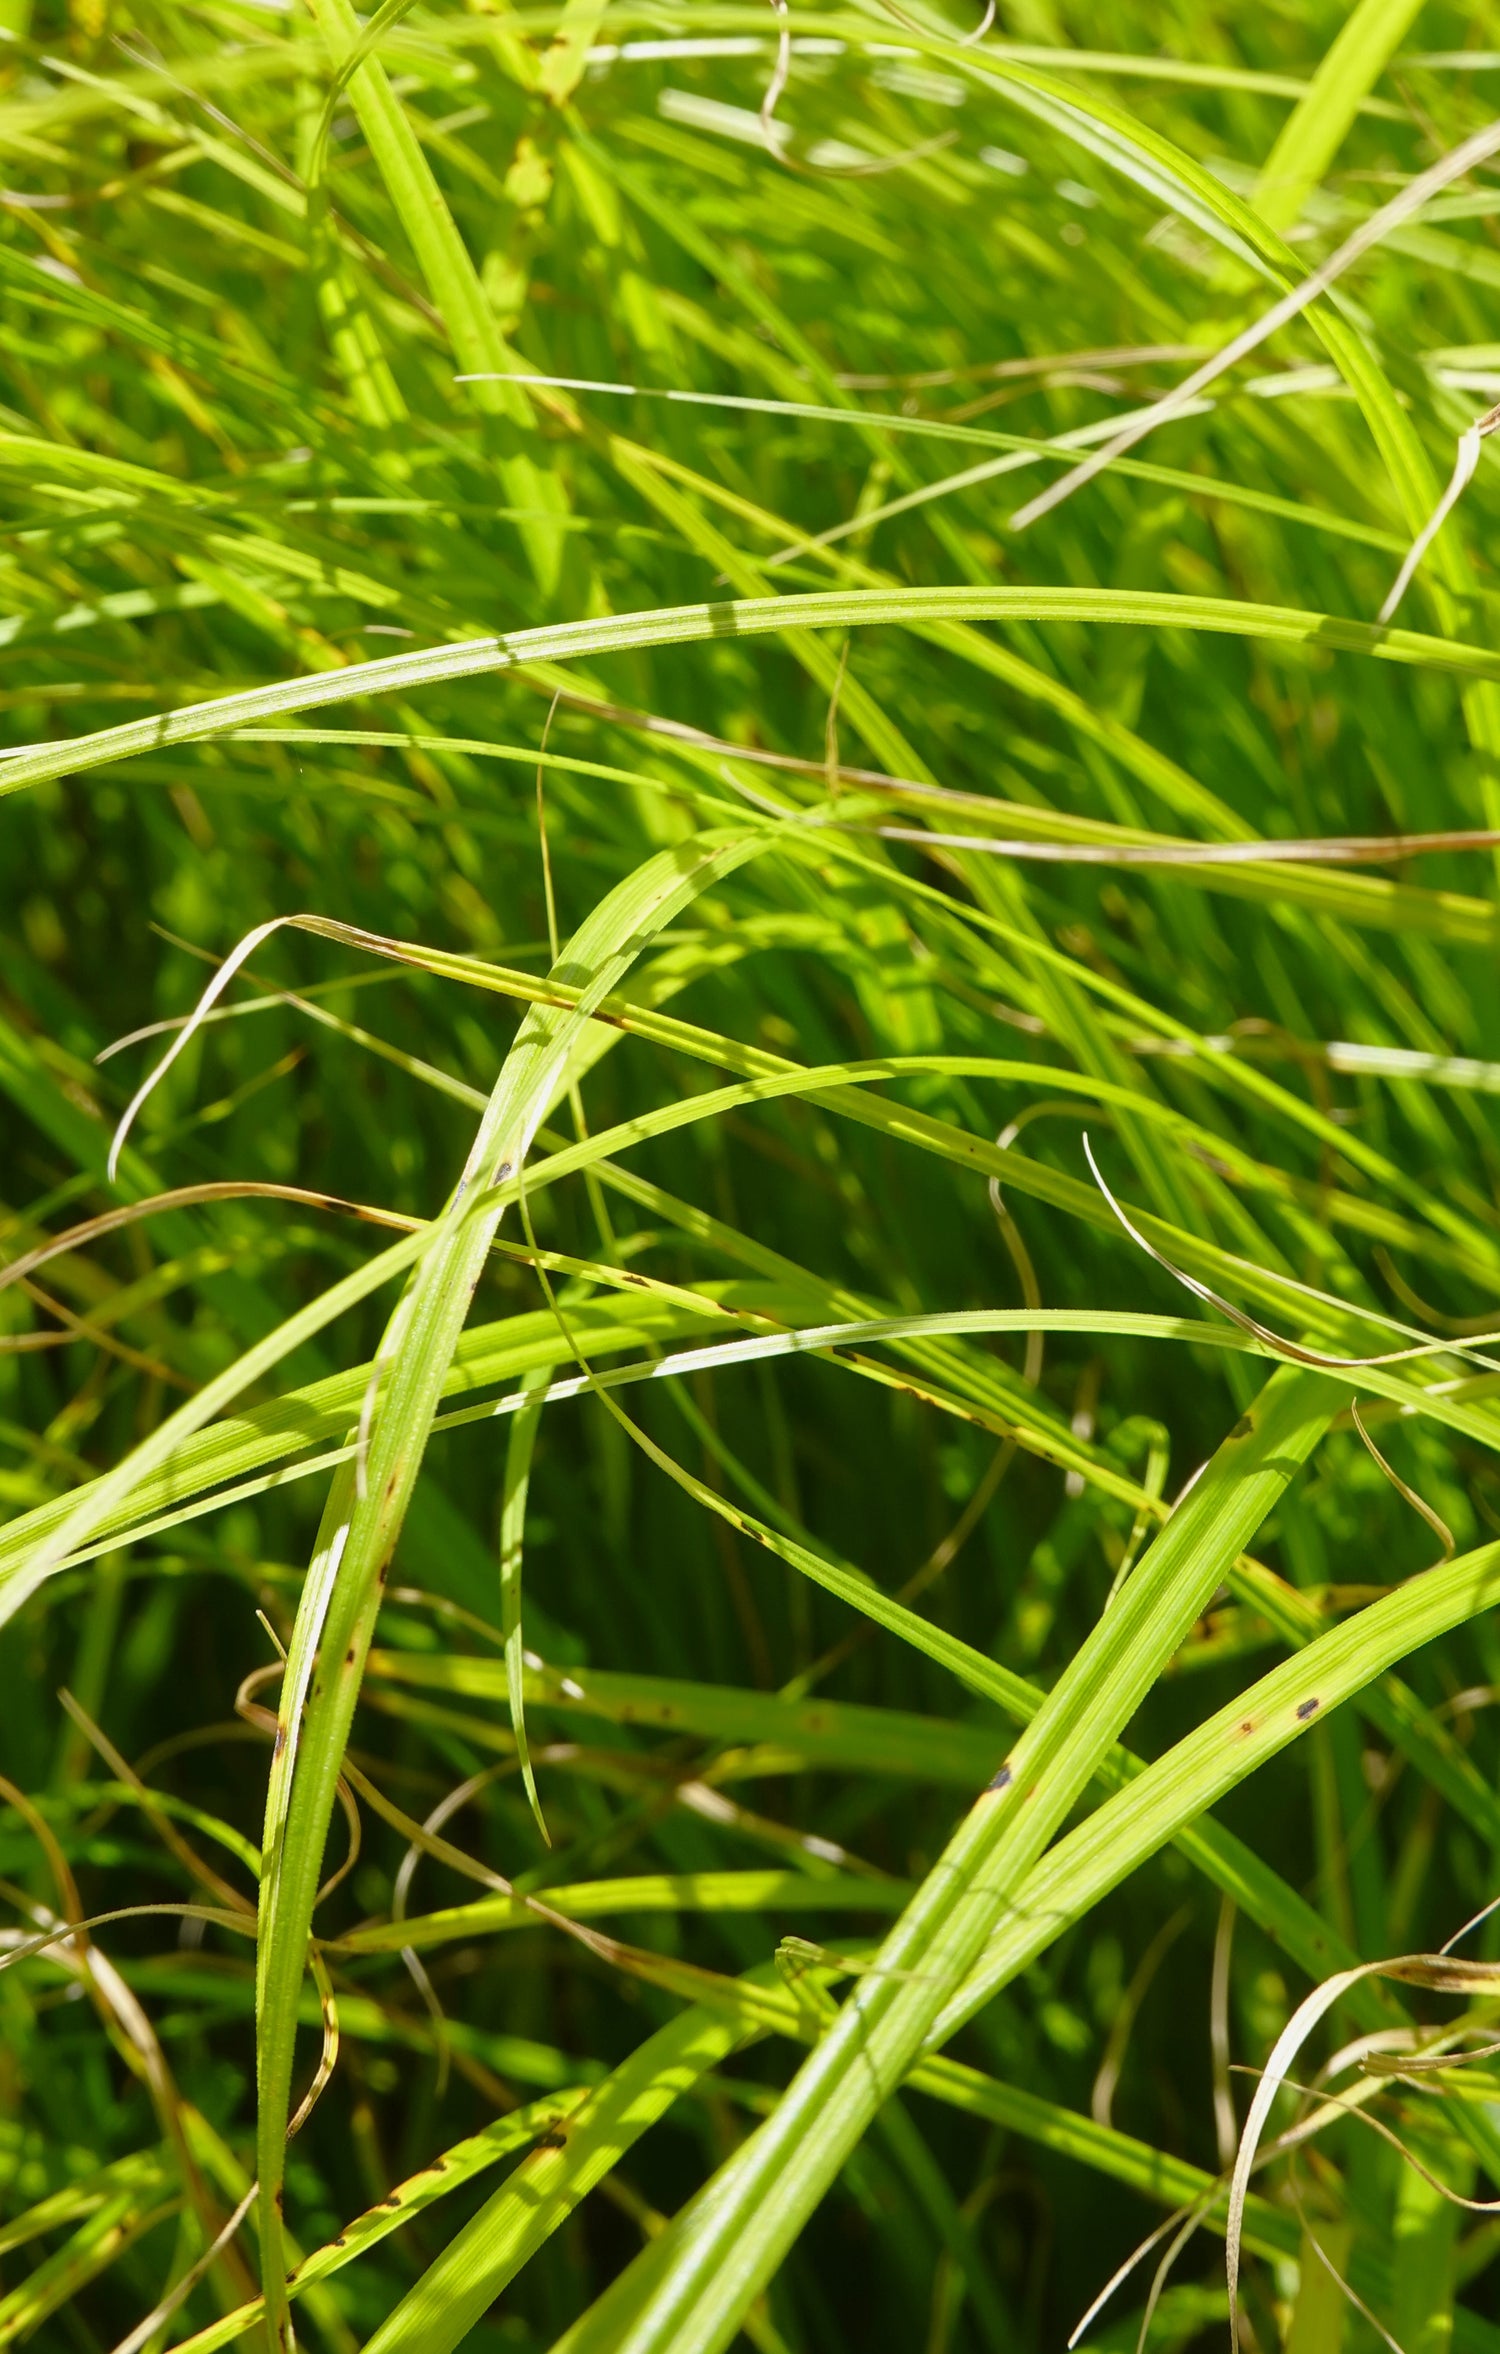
[9,0,1500,2349]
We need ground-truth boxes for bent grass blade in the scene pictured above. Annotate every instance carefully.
[6,587,1500,806]
[486,1367,1342,2354]
[252,829,765,2345]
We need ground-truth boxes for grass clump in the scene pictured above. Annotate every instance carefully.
[5,2,1500,2350]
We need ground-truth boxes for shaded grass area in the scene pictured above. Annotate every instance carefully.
[4,1,1500,2348]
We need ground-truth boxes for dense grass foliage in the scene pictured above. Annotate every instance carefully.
[9,1,1500,2348]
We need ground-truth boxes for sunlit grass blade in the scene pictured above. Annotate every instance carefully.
[517,1367,1340,2354]
[10,9,1500,2347]
[360,2001,756,2354]
[253,828,763,2341]
[10,587,1500,804]
[163,2091,593,2354]
[1252,0,1429,230]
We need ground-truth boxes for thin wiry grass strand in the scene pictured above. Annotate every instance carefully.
[1082,1132,1500,1375]
[10,11,1500,2348]
[1011,113,1500,532]
[1378,399,1500,623]
[106,2183,259,2354]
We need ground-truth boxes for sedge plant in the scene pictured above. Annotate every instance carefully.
[6,1,1500,2350]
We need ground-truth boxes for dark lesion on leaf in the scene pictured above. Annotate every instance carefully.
[1296,1696,1320,1720]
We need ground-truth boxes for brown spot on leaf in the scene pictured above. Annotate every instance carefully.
[1297,1696,1320,1721]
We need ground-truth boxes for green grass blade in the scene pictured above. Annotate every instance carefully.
[501,1360,555,1841]
[1253,0,1429,231]
[162,2092,591,2354]
[300,0,570,590]
[474,1366,1341,2354]
[360,2002,755,2354]
[8,586,1500,803]
[253,829,763,2342]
